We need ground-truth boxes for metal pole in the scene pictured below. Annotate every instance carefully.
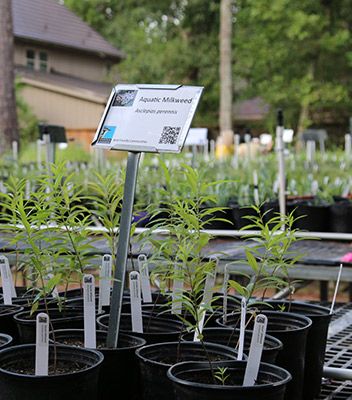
[323,366,352,380]
[276,109,286,220]
[43,133,51,166]
[106,151,141,348]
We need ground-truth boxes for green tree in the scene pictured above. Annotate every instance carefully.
[64,0,221,128]
[0,0,19,154]
[234,0,352,139]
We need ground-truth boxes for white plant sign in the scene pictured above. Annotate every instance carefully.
[91,84,203,153]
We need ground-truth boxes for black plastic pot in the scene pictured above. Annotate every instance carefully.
[0,333,13,349]
[201,208,235,230]
[145,204,170,227]
[135,340,240,400]
[329,201,352,233]
[257,300,332,400]
[14,308,85,344]
[291,201,330,232]
[212,293,242,310]
[0,305,24,341]
[50,329,146,400]
[167,360,291,400]
[97,313,184,344]
[181,327,283,364]
[0,287,57,310]
[228,203,259,230]
[0,344,103,400]
[63,296,111,314]
[261,200,280,227]
[138,302,225,327]
[217,310,312,400]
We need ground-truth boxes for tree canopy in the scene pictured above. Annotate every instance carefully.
[64,0,352,138]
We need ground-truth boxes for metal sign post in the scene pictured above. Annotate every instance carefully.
[106,151,141,347]
[92,83,204,348]
[276,109,286,223]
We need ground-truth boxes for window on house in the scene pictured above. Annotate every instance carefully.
[39,51,48,72]
[26,49,35,69]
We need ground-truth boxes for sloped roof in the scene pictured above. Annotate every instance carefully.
[17,66,112,103]
[12,0,123,60]
[233,97,269,121]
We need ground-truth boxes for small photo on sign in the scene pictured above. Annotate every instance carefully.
[97,126,116,144]
[113,90,137,107]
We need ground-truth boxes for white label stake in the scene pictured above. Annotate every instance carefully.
[0,257,15,305]
[243,314,268,386]
[138,254,152,303]
[172,263,184,315]
[35,313,49,376]
[222,265,230,324]
[202,257,218,309]
[193,303,206,342]
[0,262,12,305]
[237,297,247,360]
[83,274,96,349]
[129,271,143,333]
[253,170,260,206]
[0,256,16,298]
[330,263,343,314]
[98,254,112,314]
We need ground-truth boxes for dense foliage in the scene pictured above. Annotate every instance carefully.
[64,0,352,137]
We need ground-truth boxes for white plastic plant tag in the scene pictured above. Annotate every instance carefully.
[193,303,206,342]
[138,254,152,303]
[345,134,351,156]
[330,264,343,315]
[243,314,268,386]
[253,170,259,206]
[342,184,350,198]
[202,257,218,309]
[172,263,184,315]
[210,139,215,158]
[46,272,59,299]
[25,180,31,200]
[232,134,240,168]
[0,255,16,302]
[0,262,12,305]
[203,139,209,160]
[83,274,96,349]
[98,254,112,314]
[129,271,143,333]
[273,178,279,194]
[222,265,230,324]
[237,297,247,360]
[311,180,319,196]
[35,313,49,376]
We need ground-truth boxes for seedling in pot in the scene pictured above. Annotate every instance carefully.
[214,367,230,385]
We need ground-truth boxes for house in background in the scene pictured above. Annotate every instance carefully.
[12,0,123,150]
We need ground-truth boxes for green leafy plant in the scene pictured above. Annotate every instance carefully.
[88,170,124,264]
[227,204,306,304]
[214,366,230,385]
[141,162,234,382]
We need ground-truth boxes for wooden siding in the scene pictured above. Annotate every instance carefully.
[20,84,105,130]
[15,42,111,81]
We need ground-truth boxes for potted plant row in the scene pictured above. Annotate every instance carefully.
[0,162,332,400]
